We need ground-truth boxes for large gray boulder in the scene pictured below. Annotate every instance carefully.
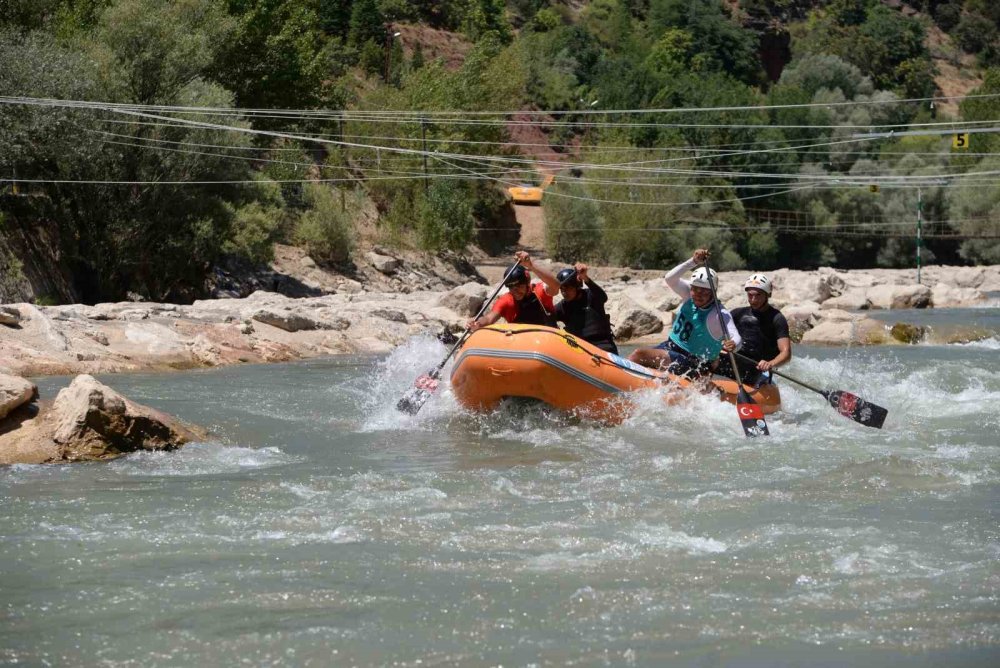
[931,283,986,308]
[866,284,931,310]
[781,301,821,340]
[801,315,888,345]
[820,290,871,311]
[0,374,37,419]
[251,308,346,332]
[437,282,488,317]
[50,375,203,461]
[367,251,402,274]
[1,375,205,465]
[610,297,664,340]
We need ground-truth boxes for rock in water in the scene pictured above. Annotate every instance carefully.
[0,374,37,419]
[890,322,926,344]
[49,375,204,461]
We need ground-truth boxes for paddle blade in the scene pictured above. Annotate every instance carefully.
[395,373,440,415]
[736,387,769,437]
[826,390,888,429]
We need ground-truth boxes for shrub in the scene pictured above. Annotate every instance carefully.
[418,180,475,251]
[543,184,603,262]
[293,183,354,265]
[954,13,997,55]
[225,203,281,264]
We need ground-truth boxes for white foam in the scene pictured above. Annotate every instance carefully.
[630,522,727,554]
[251,526,362,545]
[948,336,1000,350]
[111,443,297,476]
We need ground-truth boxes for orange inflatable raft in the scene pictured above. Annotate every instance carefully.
[449,324,781,424]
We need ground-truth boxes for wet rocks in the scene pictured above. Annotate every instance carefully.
[890,322,927,344]
[800,315,888,346]
[49,375,203,461]
[0,374,205,465]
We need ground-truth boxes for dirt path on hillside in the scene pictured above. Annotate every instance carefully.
[514,204,546,252]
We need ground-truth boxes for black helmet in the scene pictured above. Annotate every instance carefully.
[504,264,529,286]
[556,267,578,286]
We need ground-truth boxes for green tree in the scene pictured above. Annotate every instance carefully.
[294,183,355,265]
[214,0,335,115]
[465,0,512,44]
[0,6,270,303]
[947,159,1000,264]
[348,0,384,47]
[647,0,762,84]
[418,180,474,251]
[94,0,235,104]
[318,0,353,36]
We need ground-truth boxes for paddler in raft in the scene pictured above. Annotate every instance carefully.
[468,251,560,330]
[628,248,741,378]
[715,272,792,387]
[553,262,618,354]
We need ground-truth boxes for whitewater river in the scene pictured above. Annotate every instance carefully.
[2,315,998,666]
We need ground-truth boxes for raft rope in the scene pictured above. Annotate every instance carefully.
[482,326,665,381]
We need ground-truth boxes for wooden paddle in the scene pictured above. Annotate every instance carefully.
[396,264,519,415]
[733,352,888,429]
[703,262,769,437]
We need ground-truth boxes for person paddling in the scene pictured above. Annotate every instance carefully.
[553,263,618,354]
[628,248,740,378]
[716,273,791,387]
[468,251,560,330]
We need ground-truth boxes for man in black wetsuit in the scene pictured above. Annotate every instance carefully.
[717,273,791,386]
[553,263,618,354]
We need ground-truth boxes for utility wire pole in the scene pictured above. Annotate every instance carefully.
[421,118,428,193]
[916,187,923,285]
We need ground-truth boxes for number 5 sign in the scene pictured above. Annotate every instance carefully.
[953,133,970,149]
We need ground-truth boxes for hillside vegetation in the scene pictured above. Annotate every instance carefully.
[2,0,1000,303]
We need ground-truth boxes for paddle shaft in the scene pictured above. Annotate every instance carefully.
[701,263,745,387]
[428,263,520,379]
[732,351,826,396]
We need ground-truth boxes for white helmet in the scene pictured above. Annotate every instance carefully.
[744,273,772,295]
[689,267,718,290]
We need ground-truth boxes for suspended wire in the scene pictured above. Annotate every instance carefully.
[4,90,999,117]
[5,95,1000,131]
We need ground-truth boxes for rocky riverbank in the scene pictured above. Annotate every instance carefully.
[1,260,998,379]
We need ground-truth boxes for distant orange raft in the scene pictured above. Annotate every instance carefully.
[449,324,781,425]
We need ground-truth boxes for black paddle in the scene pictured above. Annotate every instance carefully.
[396,264,519,415]
[733,352,888,429]
[703,261,769,437]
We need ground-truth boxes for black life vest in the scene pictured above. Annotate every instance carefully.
[561,289,615,348]
[514,289,555,327]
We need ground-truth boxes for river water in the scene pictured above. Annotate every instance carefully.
[2,313,999,666]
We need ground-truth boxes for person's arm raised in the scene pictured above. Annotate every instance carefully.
[516,251,560,296]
